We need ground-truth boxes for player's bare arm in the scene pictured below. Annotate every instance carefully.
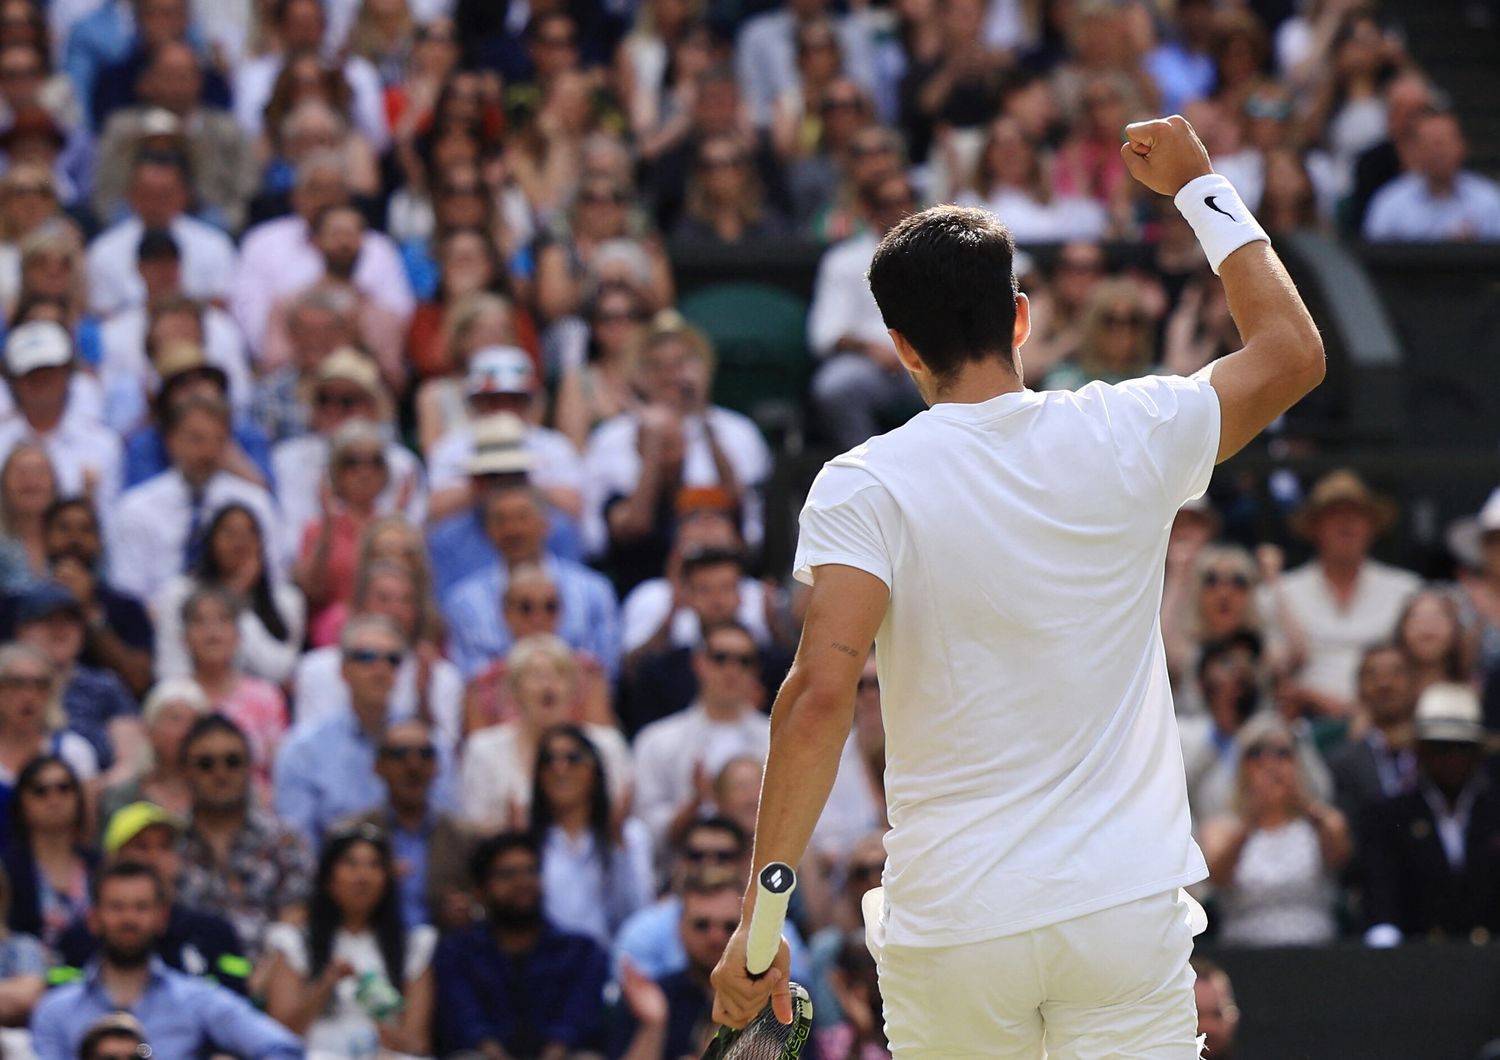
[709,563,890,1029]
[1121,115,1326,463]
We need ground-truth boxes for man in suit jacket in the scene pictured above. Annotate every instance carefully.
[342,718,474,932]
[1330,643,1418,832]
[1361,683,1500,946]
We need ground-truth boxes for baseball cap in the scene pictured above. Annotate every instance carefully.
[15,581,82,625]
[1413,683,1486,745]
[4,320,72,375]
[467,413,534,476]
[104,801,183,856]
[466,346,537,396]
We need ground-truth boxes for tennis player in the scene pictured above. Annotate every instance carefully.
[709,115,1325,1056]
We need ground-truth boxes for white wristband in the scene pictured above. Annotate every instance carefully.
[1174,173,1269,275]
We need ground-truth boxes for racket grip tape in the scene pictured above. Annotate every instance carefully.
[745,862,796,976]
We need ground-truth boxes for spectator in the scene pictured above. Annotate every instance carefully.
[1144,0,1216,115]
[269,346,426,560]
[153,503,305,690]
[553,284,646,453]
[406,231,527,387]
[87,0,231,131]
[811,654,887,863]
[264,823,435,1056]
[76,1013,149,1060]
[0,866,48,1032]
[1020,240,1106,382]
[0,322,122,512]
[85,153,237,318]
[0,167,70,318]
[530,723,653,947]
[0,442,55,591]
[1395,589,1469,700]
[56,802,248,993]
[1364,110,1500,242]
[633,621,770,849]
[417,292,526,448]
[232,152,413,354]
[433,832,609,1057]
[444,481,619,679]
[254,93,382,222]
[249,285,360,444]
[769,17,848,163]
[1160,268,1245,376]
[672,133,789,245]
[2,755,95,951]
[340,719,474,933]
[14,582,139,778]
[957,117,1107,245]
[785,78,874,235]
[1268,470,1420,714]
[1043,279,1157,390]
[1201,714,1351,946]
[1362,683,1500,946]
[461,634,632,831]
[0,645,96,786]
[107,394,283,605]
[97,677,207,823]
[36,498,154,698]
[1191,957,1239,1060]
[813,930,890,1060]
[91,42,252,229]
[806,832,885,1026]
[807,172,921,450]
[275,615,457,844]
[291,555,462,754]
[177,714,312,959]
[738,0,875,129]
[1347,72,1434,235]
[29,861,302,1060]
[1328,643,1418,833]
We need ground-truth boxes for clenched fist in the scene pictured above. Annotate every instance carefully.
[1120,115,1214,198]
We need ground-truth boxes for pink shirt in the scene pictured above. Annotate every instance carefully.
[214,676,289,798]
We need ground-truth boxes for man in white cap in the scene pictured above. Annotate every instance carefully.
[426,346,584,523]
[1361,682,1500,947]
[0,320,122,509]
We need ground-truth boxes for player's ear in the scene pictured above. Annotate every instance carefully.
[1012,292,1032,356]
[889,330,925,378]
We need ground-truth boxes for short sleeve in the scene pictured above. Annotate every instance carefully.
[793,463,896,590]
[1105,375,1221,508]
[263,922,309,974]
[405,925,438,980]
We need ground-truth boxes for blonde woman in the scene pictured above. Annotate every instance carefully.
[1042,279,1157,391]
[415,291,522,453]
[0,442,56,592]
[97,676,210,824]
[1200,714,1350,947]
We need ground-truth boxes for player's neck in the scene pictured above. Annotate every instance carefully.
[928,356,1026,407]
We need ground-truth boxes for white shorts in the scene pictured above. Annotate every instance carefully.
[863,887,1207,1059]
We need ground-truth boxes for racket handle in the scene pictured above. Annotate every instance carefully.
[745,862,796,976]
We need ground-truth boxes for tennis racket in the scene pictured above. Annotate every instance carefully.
[701,862,814,1060]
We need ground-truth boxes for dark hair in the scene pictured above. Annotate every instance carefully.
[682,546,744,582]
[311,201,363,237]
[867,205,1019,385]
[696,619,755,654]
[470,831,540,887]
[136,228,180,262]
[524,10,575,41]
[130,149,190,186]
[309,825,406,990]
[529,724,614,876]
[42,495,96,535]
[679,814,748,856]
[79,1013,148,1060]
[94,859,168,905]
[180,711,250,765]
[192,503,291,642]
[161,391,229,434]
[12,755,83,846]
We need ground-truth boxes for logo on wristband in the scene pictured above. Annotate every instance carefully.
[1204,195,1238,222]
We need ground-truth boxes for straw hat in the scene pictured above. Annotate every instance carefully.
[1289,469,1398,539]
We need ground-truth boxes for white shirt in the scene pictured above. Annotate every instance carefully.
[85,215,238,317]
[107,468,283,603]
[231,53,390,150]
[152,573,307,685]
[0,374,103,426]
[291,645,463,756]
[957,188,1109,246]
[270,434,427,565]
[232,216,415,353]
[620,576,771,653]
[1263,559,1420,703]
[427,422,584,494]
[540,818,656,949]
[460,722,633,832]
[0,407,122,513]
[806,232,888,359]
[632,703,770,849]
[99,304,251,431]
[582,408,771,556]
[793,376,1220,947]
[1363,172,1500,242]
[735,9,877,126]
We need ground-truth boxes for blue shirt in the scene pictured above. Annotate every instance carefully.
[388,814,433,929]
[433,921,608,1056]
[61,665,137,771]
[30,956,304,1060]
[612,897,811,983]
[442,557,621,679]
[1364,172,1500,241]
[123,423,276,491]
[273,711,457,846]
[426,509,584,599]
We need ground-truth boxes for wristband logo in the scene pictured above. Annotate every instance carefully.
[1204,195,1238,222]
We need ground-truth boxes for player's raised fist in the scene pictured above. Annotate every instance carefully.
[1120,115,1214,198]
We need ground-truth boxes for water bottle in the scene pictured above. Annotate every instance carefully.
[355,970,405,1022]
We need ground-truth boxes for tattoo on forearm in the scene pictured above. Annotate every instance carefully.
[830,641,861,657]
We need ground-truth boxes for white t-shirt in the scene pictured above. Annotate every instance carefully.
[792,376,1220,948]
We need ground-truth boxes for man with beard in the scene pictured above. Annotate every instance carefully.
[29,862,302,1059]
[433,833,608,1057]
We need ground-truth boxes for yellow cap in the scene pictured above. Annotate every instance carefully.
[103,802,181,855]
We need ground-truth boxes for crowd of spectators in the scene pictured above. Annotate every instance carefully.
[0,0,1485,1055]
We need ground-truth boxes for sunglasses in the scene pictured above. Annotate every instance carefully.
[6,182,52,196]
[1103,312,1145,328]
[337,452,385,470]
[849,862,883,880]
[0,674,49,691]
[0,64,39,79]
[488,863,540,882]
[540,748,587,767]
[26,779,75,797]
[1245,744,1294,762]
[683,847,738,864]
[315,391,369,411]
[849,141,890,158]
[580,191,627,206]
[822,96,861,112]
[596,309,643,324]
[441,183,484,197]
[707,650,757,669]
[510,597,560,617]
[191,752,247,773]
[688,917,740,935]
[1057,259,1102,274]
[700,155,745,170]
[379,744,436,762]
[345,648,403,667]
[1203,570,1250,589]
[537,32,576,47]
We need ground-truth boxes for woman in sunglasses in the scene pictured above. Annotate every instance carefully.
[1042,278,1159,392]
[1199,714,1350,947]
[264,824,435,1057]
[528,723,652,948]
[0,644,96,789]
[1,754,96,951]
